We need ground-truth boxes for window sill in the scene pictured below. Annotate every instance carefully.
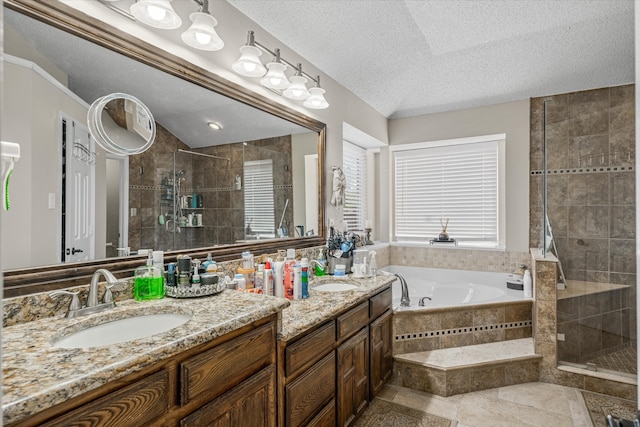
[391,241,506,251]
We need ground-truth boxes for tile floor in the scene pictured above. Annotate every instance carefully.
[585,346,637,375]
[377,382,595,426]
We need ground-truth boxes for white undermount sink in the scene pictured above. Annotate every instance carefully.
[53,313,192,349]
[313,283,359,292]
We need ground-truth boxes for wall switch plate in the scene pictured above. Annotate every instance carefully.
[48,193,56,209]
[130,207,137,217]
[557,333,565,341]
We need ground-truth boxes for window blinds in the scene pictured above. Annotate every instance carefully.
[394,140,498,245]
[343,141,368,231]
[243,159,275,236]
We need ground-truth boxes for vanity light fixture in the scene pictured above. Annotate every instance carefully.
[260,49,290,90]
[180,0,224,51]
[208,122,222,130]
[130,0,182,29]
[99,0,224,51]
[232,31,330,109]
[303,76,329,110]
[232,31,267,77]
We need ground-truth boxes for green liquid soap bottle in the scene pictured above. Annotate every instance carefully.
[315,249,326,277]
[135,253,164,301]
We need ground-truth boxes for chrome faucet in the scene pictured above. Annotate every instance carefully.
[381,271,410,307]
[50,268,120,318]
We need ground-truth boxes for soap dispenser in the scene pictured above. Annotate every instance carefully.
[135,253,164,301]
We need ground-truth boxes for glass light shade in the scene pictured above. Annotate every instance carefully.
[303,87,329,109]
[260,62,290,90]
[130,0,182,30]
[283,75,310,100]
[232,45,266,77]
[181,12,224,51]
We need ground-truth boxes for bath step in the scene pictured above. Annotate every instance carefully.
[392,338,541,397]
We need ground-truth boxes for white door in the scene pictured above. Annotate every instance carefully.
[62,115,94,262]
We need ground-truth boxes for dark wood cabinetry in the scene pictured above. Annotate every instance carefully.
[336,327,369,427]
[10,317,277,427]
[278,285,393,427]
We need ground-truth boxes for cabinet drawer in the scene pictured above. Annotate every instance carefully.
[336,302,368,342]
[286,321,335,377]
[180,322,274,406]
[369,287,392,320]
[286,352,335,427]
[307,399,336,427]
[43,369,169,427]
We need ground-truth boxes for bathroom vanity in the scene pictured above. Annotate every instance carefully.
[2,275,394,427]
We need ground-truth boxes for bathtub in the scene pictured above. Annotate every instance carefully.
[381,265,529,311]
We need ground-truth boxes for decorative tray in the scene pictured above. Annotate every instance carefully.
[165,281,226,298]
[429,238,457,244]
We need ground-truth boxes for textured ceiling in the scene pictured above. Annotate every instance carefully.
[228,0,635,119]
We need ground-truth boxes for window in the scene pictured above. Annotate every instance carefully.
[343,141,368,231]
[393,135,504,247]
[243,159,275,237]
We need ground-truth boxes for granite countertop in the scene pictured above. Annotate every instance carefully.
[2,290,289,425]
[280,273,396,342]
[2,273,396,425]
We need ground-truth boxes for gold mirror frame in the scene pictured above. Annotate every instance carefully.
[3,0,326,297]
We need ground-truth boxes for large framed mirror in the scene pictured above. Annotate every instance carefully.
[2,0,326,297]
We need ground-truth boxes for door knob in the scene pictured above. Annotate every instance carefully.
[71,247,84,255]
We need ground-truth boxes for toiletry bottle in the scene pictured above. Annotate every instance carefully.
[523,270,533,298]
[192,192,198,208]
[274,251,286,298]
[134,253,164,301]
[234,273,246,290]
[255,264,264,291]
[166,262,176,287]
[315,249,326,276]
[177,254,192,287]
[301,258,309,299]
[264,260,274,296]
[192,259,201,289]
[293,263,302,300]
[284,249,297,300]
[207,261,218,274]
[202,253,214,271]
[152,250,164,270]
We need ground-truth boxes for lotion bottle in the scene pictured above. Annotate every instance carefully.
[284,248,296,300]
[264,260,274,296]
[274,252,286,298]
[523,269,533,298]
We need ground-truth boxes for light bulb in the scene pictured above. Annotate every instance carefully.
[232,45,266,77]
[147,4,166,21]
[283,75,310,100]
[181,12,224,51]
[260,61,289,90]
[195,32,211,45]
[130,0,181,30]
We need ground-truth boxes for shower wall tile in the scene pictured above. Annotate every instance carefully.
[611,172,635,206]
[610,205,636,239]
[567,206,609,238]
[610,239,636,273]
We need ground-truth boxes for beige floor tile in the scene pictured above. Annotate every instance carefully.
[496,382,571,415]
[391,386,459,420]
[563,387,594,427]
[455,393,573,427]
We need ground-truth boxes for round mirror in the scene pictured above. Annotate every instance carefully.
[87,93,156,155]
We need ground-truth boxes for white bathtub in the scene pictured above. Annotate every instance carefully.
[381,265,529,310]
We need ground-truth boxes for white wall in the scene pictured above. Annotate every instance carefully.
[291,132,319,234]
[1,60,107,269]
[388,100,531,252]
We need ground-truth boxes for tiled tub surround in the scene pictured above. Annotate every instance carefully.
[532,249,638,402]
[393,301,533,355]
[2,253,395,425]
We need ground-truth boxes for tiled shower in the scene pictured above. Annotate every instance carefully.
[529,85,636,376]
[127,124,293,252]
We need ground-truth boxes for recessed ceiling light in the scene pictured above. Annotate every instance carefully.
[208,122,222,130]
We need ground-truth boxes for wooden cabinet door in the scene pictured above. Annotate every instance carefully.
[369,309,393,398]
[336,327,369,427]
[180,366,276,427]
